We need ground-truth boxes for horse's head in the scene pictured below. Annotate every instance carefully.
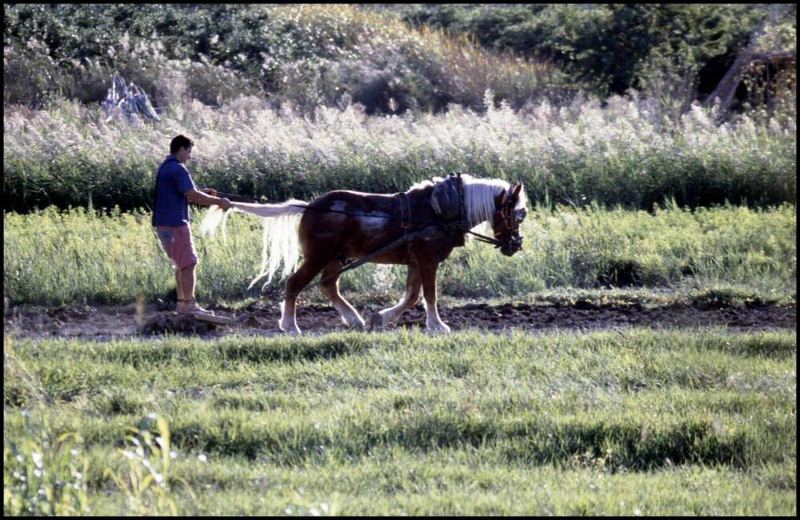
[492,183,527,256]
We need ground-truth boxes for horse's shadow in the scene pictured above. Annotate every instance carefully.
[216,334,373,364]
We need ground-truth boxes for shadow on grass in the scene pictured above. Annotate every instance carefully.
[216,334,374,364]
[166,414,766,472]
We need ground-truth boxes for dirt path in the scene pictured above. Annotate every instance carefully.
[4,300,795,340]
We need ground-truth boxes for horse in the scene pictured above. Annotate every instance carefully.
[200,174,528,334]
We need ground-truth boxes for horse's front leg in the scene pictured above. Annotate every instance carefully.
[419,261,451,333]
[369,264,422,330]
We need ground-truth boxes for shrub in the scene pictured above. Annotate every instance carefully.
[394,4,792,102]
[3,4,564,114]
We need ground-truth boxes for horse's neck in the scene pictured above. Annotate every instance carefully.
[463,180,505,227]
[406,176,508,227]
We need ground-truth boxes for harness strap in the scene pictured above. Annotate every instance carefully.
[467,229,502,247]
[455,172,468,230]
[398,192,412,230]
[317,225,440,287]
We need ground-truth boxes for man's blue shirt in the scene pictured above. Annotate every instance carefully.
[152,155,197,226]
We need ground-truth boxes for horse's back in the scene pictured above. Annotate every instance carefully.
[299,190,403,259]
[309,190,398,211]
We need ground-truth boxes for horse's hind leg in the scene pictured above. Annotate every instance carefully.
[369,264,422,330]
[279,258,327,335]
[319,261,366,329]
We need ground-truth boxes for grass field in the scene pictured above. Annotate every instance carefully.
[3,203,795,306]
[4,328,796,515]
[4,164,796,517]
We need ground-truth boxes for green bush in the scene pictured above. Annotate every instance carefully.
[395,4,793,100]
[3,4,565,114]
[6,4,795,113]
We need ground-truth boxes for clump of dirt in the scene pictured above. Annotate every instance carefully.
[3,300,795,341]
[139,312,217,336]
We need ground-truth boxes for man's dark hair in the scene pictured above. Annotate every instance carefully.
[170,135,194,154]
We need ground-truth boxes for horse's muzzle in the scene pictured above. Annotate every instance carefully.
[500,234,523,256]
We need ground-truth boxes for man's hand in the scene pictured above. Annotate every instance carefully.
[218,197,232,211]
[200,188,232,210]
[186,189,232,210]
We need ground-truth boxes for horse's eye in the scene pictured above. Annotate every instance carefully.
[515,209,527,222]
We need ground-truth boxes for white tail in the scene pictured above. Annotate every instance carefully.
[200,200,308,289]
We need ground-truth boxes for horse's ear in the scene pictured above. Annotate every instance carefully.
[511,183,523,198]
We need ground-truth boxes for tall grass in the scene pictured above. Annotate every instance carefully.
[4,92,795,213]
[3,412,90,515]
[3,203,795,306]
[4,328,796,514]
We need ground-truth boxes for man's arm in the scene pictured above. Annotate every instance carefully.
[186,189,232,210]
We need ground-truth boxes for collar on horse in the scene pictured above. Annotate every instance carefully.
[398,172,469,237]
[430,172,469,233]
[428,173,517,251]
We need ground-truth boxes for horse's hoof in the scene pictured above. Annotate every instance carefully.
[278,320,301,336]
[367,312,383,331]
[426,322,451,334]
[350,315,367,330]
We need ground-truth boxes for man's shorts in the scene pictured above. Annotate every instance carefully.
[156,225,198,270]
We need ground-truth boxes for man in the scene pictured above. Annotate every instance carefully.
[152,135,232,316]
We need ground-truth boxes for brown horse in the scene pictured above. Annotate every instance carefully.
[200,174,528,334]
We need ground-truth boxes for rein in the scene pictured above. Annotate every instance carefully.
[214,191,264,203]
[219,194,441,226]
[290,203,505,248]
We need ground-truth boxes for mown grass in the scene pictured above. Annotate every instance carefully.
[3,202,795,306]
[3,93,795,212]
[4,328,796,515]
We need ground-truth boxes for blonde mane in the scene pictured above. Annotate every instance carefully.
[414,174,527,228]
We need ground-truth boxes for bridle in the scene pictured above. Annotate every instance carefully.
[466,183,524,256]
[496,183,525,256]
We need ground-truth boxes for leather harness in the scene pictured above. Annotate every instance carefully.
[322,173,519,282]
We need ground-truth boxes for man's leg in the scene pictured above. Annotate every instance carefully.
[175,268,184,308]
[173,226,210,315]
[180,263,196,303]
[177,262,213,315]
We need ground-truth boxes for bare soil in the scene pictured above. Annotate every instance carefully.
[3,300,795,340]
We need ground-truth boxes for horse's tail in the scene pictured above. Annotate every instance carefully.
[200,200,308,289]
